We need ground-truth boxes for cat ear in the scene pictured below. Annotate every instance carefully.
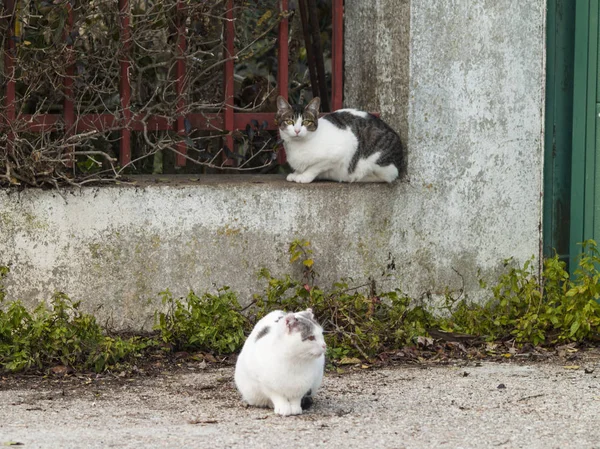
[305,97,321,115]
[284,313,297,332]
[304,308,314,319]
[277,96,292,111]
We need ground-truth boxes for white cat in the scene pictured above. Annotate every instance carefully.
[234,308,326,416]
[276,96,404,184]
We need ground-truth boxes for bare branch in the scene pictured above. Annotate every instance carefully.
[1,0,287,187]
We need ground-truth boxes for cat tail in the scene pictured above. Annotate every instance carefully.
[300,389,313,410]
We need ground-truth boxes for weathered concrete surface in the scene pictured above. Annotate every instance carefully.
[344,0,547,279]
[1,175,537,329]
[0,1,546,328]
[2,361,600,448]
[408,0,546,185]
[407,1,547,289]
[344,0,410,146]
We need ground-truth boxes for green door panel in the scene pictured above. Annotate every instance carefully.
[544,0,575,260]
[570,0,600,270]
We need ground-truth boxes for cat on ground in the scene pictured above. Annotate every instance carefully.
[234,308,326,416]
[276,96,404,183]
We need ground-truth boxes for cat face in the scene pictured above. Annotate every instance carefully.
[283,309,326,359]
[276,96,320,140]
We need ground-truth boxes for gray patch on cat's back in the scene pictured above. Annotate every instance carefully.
[323,111,404,175]
[322,111,354,130]
[255,326,270,342]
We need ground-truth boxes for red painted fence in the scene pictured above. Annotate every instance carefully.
[1,0,344,168]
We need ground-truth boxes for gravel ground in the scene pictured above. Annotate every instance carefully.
[2,360,600,449]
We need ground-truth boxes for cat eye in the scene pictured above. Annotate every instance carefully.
[284,119,294,125]
[302,120,313,126]
[306,336,316,341]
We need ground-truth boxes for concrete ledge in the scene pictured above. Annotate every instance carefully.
[1,174,537,330]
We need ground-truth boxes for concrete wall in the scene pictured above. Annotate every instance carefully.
[344,0,546,279]
[0,1,546,329]
[344,0,411,147]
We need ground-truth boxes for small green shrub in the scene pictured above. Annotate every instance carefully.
[0,286,148,373]
[0,266,8,300]
[249,240,434,361]
[4,239,600,373]
[154,288,249,353]
[439,241,600,345]
[253,271,434,360]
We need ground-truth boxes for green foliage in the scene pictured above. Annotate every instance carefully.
[289,239,314,267]
[440,240,600,345]
[251,241,434,361]
[0,265,8,303]
[288,239,316,287]
[154,288,249,354]
[4,239,600,373]
[0,287,148,373]
[255,274,434,361]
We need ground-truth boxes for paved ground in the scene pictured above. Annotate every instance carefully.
[2,360,600,449]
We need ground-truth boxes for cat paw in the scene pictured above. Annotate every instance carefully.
[244,396,270,408]
[289,403,303,416]
[286,173,298,182]
[274,403,293,416]
[293,173,316,184]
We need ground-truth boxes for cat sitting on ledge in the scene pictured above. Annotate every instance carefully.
[276,96,404,184]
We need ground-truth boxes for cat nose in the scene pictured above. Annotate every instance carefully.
[294,129,300,135]
[321,344,326,349]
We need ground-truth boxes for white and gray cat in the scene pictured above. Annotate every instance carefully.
[276,96,404,183]
[234,308,326,416]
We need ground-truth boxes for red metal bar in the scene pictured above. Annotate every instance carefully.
[3,0,16,154]
[63,3,75,167]
[77,114,117,131]
[131,113,224,132]
[331,0,343,110]
[17,112,278,133]
[175,0,187,166]
[223,0,235,165]
[119,0,132,166]
[132,115,173,132]
[187,113,225,130]
[17,112,225,132]
[21,113,120,133]
[277,0,289,164]
[20,114,61,132]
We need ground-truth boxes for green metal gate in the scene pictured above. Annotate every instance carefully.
[570,0,600,265]
[544,0,575,262]
[545,0,600,270]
